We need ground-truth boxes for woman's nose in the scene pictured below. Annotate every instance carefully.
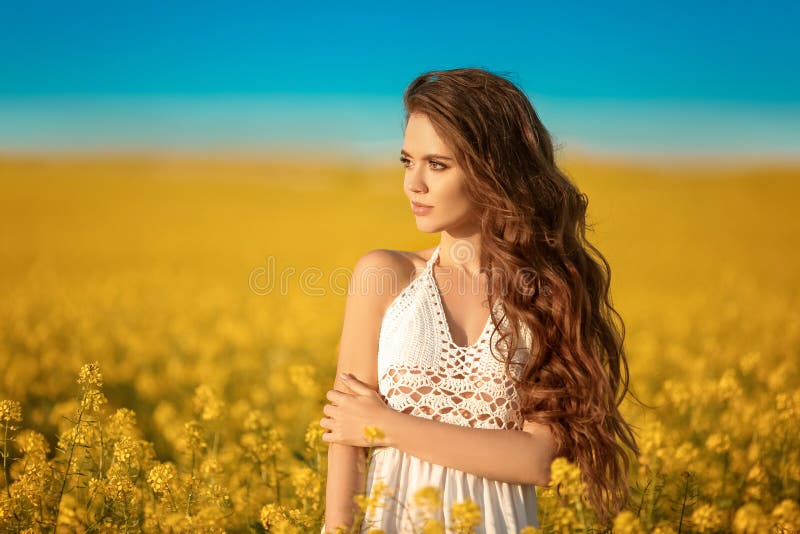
[404,170,427,193]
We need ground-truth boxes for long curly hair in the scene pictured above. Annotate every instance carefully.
[402,67,644,525]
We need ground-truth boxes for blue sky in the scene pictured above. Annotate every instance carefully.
[1,0,797,159]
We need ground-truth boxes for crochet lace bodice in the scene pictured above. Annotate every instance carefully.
[376,245,532,430]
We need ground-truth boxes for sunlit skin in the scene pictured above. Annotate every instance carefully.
[401,112,479,242]
[400,112,494,347]
[319,112,560,498]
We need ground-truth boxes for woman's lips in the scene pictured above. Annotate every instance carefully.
[411,201,433,215]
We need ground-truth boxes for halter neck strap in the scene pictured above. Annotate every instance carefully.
[427,245,440,270]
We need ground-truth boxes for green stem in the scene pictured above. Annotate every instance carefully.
[212,429,220,457]
[52,390,87,534]
[720,452,730,501]
[677,472,690,534]
[165,484,179,513]
[123,493,130,534]
[186,448,196,517]
[272,454,281,501]
[3,421,11,500]
[636,477,651,518]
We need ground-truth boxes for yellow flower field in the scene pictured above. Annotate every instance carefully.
[0,153,798,533]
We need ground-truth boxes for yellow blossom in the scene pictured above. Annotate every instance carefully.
[81,387,107,414]
[355,478,393,519]
[200,456,225,478]
[147,462,178,495]
[421,518,445,534]
[413,486,443,509]
[288,364,317,397]
[716,369,742,401]
[652,523,677,534]
[106,407,139,439]
[637,420,668,474]
[243,408,271,431]
[240,420,284,461]
[771,499,800,531]
[3,165,800,533]
[705,433,731,455]
[104,462,138,504]
[291,465,322,502]
[673,441,699,471]
[364,425,386,445]
[549,456,587,504]
[732,502,770,533]
[0,399,22,427]
[305,418,327,450]
[691,503,724,532]
[193,384,225,422]
[0,494,14,521]
[112,434,138,466]
[613,510,644,534]
[77,361,103,389]
[450,497,482,533]
[260,502,299,533]
[180,419,208,453]
[14,429,49,457]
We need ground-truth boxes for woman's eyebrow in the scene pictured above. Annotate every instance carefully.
[400,149,454,161]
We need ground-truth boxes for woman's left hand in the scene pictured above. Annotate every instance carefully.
[320,373,393,447]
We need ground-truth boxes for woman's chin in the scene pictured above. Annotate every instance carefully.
[414,219,440,233]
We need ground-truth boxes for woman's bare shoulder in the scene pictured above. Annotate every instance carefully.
[351,247,435,296]
[354,246,434,271]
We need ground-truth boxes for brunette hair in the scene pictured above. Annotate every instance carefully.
[402,67,644,526]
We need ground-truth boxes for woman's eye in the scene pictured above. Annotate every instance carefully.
[399,157,446,171]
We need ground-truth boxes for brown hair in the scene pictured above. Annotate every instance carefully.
[402,67,645,525]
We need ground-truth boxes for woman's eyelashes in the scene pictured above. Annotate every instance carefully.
[399,156,446,171]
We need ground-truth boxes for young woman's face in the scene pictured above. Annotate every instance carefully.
[401,112,479,234]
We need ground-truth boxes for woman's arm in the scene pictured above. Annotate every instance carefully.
[329,370,561,487]
[323,249,411,532]
[323,413,368,530]
[377,408,559,486]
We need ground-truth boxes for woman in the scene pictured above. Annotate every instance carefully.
[319,68,641,533]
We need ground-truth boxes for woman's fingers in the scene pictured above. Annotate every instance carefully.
[325,389,348,404]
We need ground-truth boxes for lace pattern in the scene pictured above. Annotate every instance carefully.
[376,245,531,430]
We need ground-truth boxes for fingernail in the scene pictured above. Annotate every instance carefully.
[339,372,349,379]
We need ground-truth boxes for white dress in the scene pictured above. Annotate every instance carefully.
[357,245,539,533]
